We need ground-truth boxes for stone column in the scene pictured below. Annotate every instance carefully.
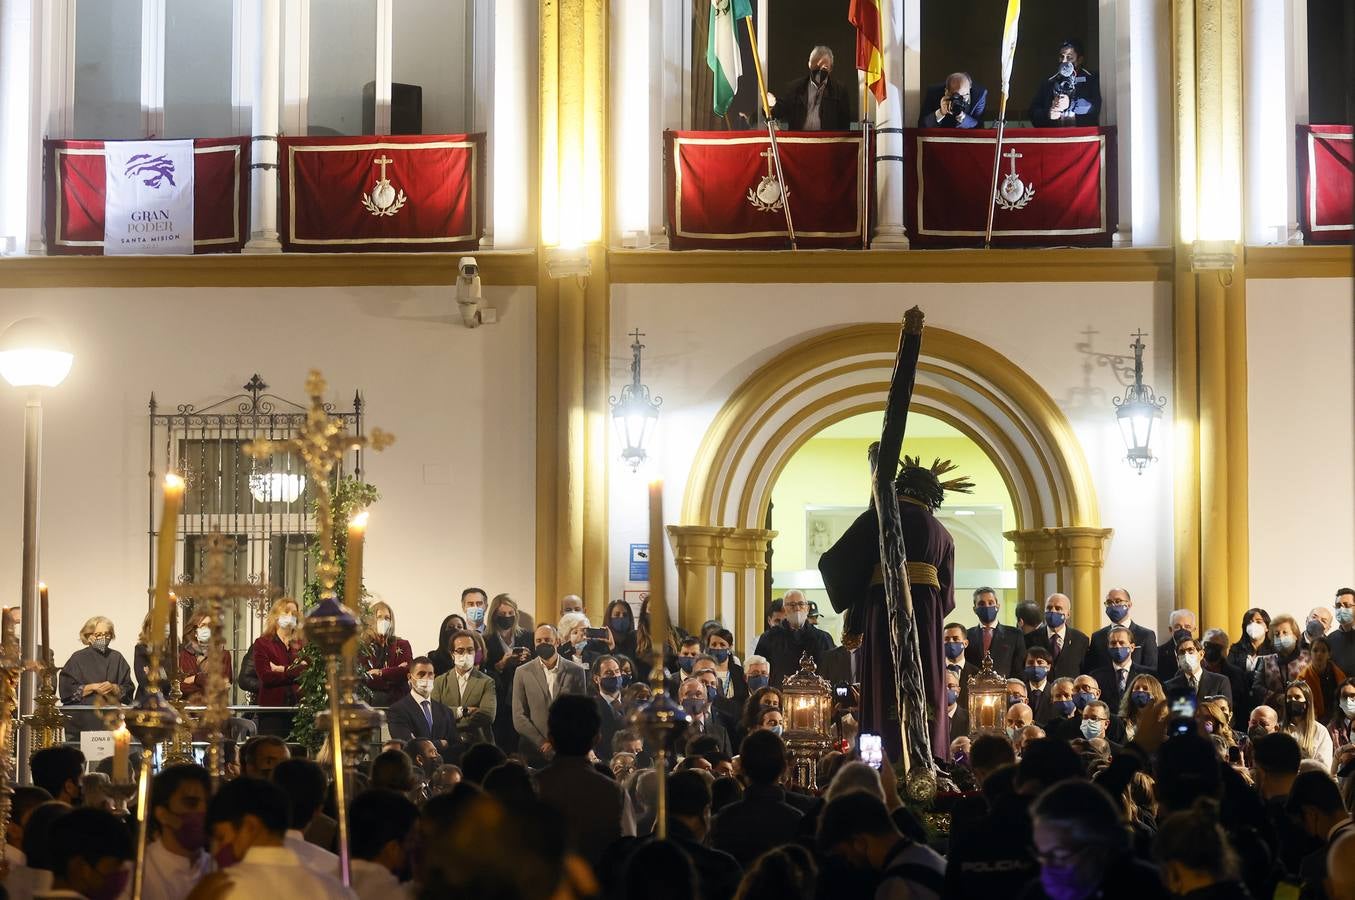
[245,0,281,252]
[873,0,908,248]
[1049,527,1114,634]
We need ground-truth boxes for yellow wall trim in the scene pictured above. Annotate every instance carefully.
[1244,245,1353,279]
[0,251,539,289]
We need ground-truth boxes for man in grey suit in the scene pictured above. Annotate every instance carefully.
[430,630,497,747]
[512,624,587,765]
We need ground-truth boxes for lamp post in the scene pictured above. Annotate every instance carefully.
[0,318,74,784]
[1113,331,1166,473]
[610,329,662,470]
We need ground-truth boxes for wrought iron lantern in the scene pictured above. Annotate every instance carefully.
[1113,331,1166,473]
[610,329,662,470]
[966,652,1008,736]
[780,652,835,790]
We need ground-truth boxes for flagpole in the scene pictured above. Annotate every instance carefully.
[983,98,1007,249]
[743,16,797,250]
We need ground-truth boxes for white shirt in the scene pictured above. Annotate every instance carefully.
[216,845,354,900]
[285,830,340,878]
[543,659,559,698]
[349,859,406,900]
[140,840,215,900]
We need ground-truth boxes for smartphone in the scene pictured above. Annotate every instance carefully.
[584,627,609,640]
[860,733,883,770]
[834,684,850,699]
[1165,683,1198,736]
[1227,745,1242,765]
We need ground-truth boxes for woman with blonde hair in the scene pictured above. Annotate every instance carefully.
[1118,673,1165,743]
[132,609,168,700]
[1197,697,1237,749]
[635,593,681,682]
[58,615,134,733]
[177,606,232,700]
[1280,678,1333,770]
[251,597,306,736]
[1255,614,1310,709]
[483,593,532,749]
[359,599,413,707]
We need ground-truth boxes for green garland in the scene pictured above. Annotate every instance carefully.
[288,477,380,752]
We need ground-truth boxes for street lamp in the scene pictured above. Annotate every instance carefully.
[0,317,73,784]
[1113,331,1166,473]
[610,329,662,470]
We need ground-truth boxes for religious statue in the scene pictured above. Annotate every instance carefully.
[817,309,971,770]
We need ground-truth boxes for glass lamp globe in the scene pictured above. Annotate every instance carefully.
[0,318,74,388]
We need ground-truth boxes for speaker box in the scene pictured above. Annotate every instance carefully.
[362,82,424,135]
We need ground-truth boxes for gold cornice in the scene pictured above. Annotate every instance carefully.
[0,251,539,288]
[1243,245,1354,279]
[608,247,1174,284]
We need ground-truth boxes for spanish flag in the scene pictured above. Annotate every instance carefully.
[999,0,1021,105]
[849,0,886,104]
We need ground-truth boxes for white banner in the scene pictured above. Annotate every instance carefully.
[103,140,195,254]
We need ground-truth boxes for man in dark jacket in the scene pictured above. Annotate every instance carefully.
[665,772,742,900]
[965,587,1026,677]
[752,592,835,686]
[768,45,853,131]
[710,731,803,866]
[918,72,987,128]
[1028,39,1102,127]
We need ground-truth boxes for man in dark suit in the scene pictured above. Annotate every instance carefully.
[1162,637,1233,704]
[535,694,635,867]
[1023,593,1089,679]
[679,676,732,756]
[1156,608,1198,684]
[943,623,979,708]
[753,593,835,686]
[710,730,804,866]
[965,587,1026,678]
[664,772,744,899]
[1089,625,1155,715]
[386,657,459,758]
[767,46,853,131]
[919,72,987,128]
[1085,588,1158,673]
[1022,647,1054,723]
[591,655,628,760]
[945,669,970,740]
[1028,39,1102,127]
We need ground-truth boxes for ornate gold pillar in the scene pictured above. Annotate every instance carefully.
[667,525,724,633]
[1171,0,1248,631]
[535,0,609,624]
[1049,527,1115,632]
[723,528,777,655]
[669,525,776,655]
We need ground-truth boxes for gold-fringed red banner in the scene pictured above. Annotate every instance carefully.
[664,130,871,250]
[278,134,485,252]
[43,137,249,255]
[1297,125,1353,244]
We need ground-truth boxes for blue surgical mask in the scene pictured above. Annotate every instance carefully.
[465,607,484,624]
[944,641,965,660]
[573,640,588,653]
[1080,719,1104,740]
[610,616,633,635]
[1106,604,1129,623]
[1074,690,1096,709]
[709,648,730,664]
[1336,607,1354,626]
[1108,646,1131,664]
[1025,665,1048,684]
[681,697,705,717]
[1274,634,1296,653]
[705,685,719,702]
[678,657,695,673]
[600,675,622,694]
[1130,690,1151,708]
[946,688,960,706]
[975,605,999,625]
[747,674,769,691]
[769,724,783,736]
[1052,699,1076,716]
[1045,611,1066,629]
[1007,694,1023,707]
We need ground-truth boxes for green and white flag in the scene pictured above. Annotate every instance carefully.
[707,0,753,116]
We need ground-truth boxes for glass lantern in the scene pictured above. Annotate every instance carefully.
[780,652,835,790]
[966,652,1008,736]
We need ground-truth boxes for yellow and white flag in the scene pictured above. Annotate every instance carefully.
[999,0,1021,105]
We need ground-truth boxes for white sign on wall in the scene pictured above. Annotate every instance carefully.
[81,730,115,765]
[103,140,195,255]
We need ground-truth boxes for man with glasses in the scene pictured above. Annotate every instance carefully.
[1085,588,1158,673]
[753,592,834,686]
[1328,588,1355,675]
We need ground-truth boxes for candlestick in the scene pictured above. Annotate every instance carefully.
[152,474,185,639]
[343,511,368,612]
[38,583,48,666]
[646,479,667,671]
[111,721,131,783]
[167,592,178,682]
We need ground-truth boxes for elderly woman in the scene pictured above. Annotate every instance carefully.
[59,615,134,734]
[359,600,413,707]
[558,611,607,667]
[251,597,306,737]
[176,607,233,703]
[1255,615,1311,709]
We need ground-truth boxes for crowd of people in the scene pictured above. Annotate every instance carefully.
[10,583,1354,899]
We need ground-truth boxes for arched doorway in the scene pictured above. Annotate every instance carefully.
[671,323,1111,652]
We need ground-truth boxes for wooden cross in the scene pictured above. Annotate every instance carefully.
[373,154,394,181]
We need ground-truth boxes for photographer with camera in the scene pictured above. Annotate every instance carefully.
[919,71,987,128]
[1029,39,1102,127]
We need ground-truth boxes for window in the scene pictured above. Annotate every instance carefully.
[73,0,143,139]
[308,0,378,135]
[163,0,236,138]
[392,0,473,134]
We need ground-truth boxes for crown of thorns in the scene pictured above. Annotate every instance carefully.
[894,456,975,510]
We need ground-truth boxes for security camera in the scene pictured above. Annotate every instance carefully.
[455,256,484,328]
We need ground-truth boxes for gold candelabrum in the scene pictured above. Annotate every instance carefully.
[26,664,69,755]
[243,369,393,889]
[0,630,30,876]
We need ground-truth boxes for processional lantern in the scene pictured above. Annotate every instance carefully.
[966,652,1008,736]
[610,329,662,470]
[781,652,835,791]
[1113,330,1166,474]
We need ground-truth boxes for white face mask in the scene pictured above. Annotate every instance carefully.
[1179,652,1199,672]
[195,626,212,644]
[413,678,434,696]
[278,614,297,631]
[785,610,808,628]
[1245,622,1267,641]
[453,652,475,671]
[1341,697,1355,717]
[376,618,391,636]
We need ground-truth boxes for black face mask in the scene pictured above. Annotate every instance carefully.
[494,614,516,630]
[812,68,829,86]
[1287,701,1308,719]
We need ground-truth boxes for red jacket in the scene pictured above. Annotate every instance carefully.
[176,646,233,699]
[360,637,414,701]
[252,633,305,707]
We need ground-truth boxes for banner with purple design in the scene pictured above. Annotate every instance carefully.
[103,140,195,254]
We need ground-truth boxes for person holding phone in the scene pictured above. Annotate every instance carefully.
[483,593,533,751]
[557,612,607,667]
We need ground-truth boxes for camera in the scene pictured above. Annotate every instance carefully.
[456,255,494,328]
[1053,61,1084,102]
[947,93,969,117]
